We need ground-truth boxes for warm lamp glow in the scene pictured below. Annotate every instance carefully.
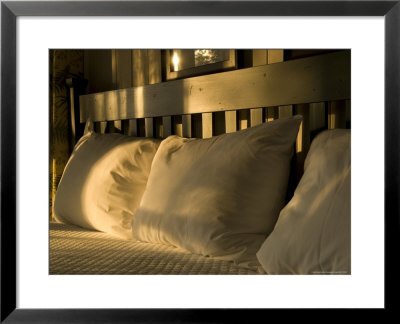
[172,52,179,71]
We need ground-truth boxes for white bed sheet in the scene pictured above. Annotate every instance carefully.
[49,222,259,275]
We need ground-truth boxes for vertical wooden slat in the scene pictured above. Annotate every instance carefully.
[132,50,149,87]
[252,50,268,66]
[310,102,326,132]
[225,111,237,133]
[263,50,286,124]
[182,115,192,138]
[328,100,347,129]
[155,117,163,138]
[108,120,123,133]
[114,50,133,89]
[267,49,284,64]
[68,85,76,146]
[173,116,183,137]
[295,104,311,181]
[111,49,117,89]
[202,113,213,138]
[108,121,116,133]
[266,107,278,122]
[148,50,162,85]
[145,117,154,137]
[84,50,114,93]
[238,110,249,130]
[124,119,138,136]
[278,105,293,118]
[113,120,122,133]
[251,50,268,127]
[163,116,172,138]
[250,108,263,127]
[99,121,107,134]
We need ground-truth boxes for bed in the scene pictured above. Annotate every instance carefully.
[50,50,351,275]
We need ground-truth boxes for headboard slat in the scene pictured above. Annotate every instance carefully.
[266,107,277,122]
[225,111,237,134]
[295,104,311,181]
[250,108,263,127]
[202,113,213,138]
[238,110,250,130]
[97,121,107,134]
[162,116,172,137]
[182,115,192,138]
[144,118,154,138]
[278,105,293,118]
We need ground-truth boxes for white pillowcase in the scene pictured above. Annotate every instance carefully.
[256,129,351,274]
[132,116,302,270]
[54,131,160,239]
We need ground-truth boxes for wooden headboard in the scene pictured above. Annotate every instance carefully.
[78,50,350,191]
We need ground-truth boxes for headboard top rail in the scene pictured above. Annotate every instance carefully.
[79,51,350,123]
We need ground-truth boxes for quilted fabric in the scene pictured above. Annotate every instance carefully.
[50,222,258,275]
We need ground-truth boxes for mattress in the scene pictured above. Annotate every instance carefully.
[49,222,259,275]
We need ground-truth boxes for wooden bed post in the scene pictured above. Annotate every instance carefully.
[66,78,87,151]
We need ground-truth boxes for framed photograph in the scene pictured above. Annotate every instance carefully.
[1,0,399,322]
[165,49,237,80]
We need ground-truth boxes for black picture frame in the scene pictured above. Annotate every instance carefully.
[1,0,399,322]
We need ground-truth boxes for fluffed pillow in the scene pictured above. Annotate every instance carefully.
[256,129,351,274]
[132,116,302,270]
[54,131,160,239]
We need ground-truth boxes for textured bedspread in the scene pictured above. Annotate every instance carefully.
[49,222,258,274]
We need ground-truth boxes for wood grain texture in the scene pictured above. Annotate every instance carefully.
[202,113,213,138]
[132,49,149,87]
[182,115,192,138]
[99,121,107,134]
[252,50,268,66]
[80,51,350,122]
[114,50,133,89]
[148,50,162,85]
[225,111,237,133]
[267,49,284,64]
[309,102,326,132]
[145,117,154,137]
[250,108,263,127]
[278,105,293,118]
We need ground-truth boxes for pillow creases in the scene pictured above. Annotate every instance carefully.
[132,116,302,270]
[54,131,161,239]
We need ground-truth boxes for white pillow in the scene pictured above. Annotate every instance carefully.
[132,116,302,270]
[256,129,351,274]
[54,131,160,239]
